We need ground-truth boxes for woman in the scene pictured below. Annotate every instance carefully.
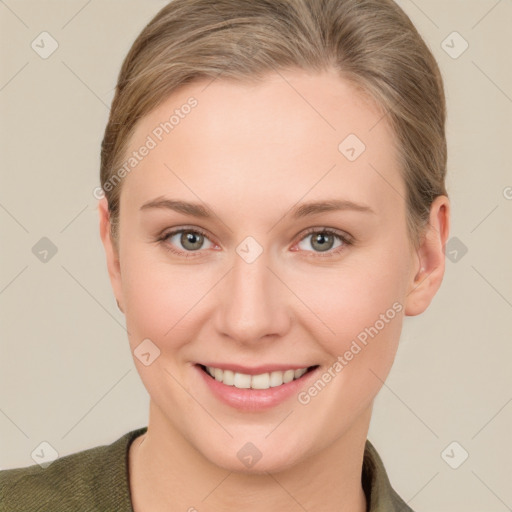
[0,0,450,510]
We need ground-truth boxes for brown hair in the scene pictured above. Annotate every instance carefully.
[100,0,447,251]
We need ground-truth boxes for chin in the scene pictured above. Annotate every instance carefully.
[212,452,300,475]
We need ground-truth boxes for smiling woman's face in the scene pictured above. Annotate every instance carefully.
[99,68,442,473]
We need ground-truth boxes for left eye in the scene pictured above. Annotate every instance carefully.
[296,229,350,254]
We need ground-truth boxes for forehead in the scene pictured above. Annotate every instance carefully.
[120,68,404,220]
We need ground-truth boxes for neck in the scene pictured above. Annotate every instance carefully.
[129,402,371,512]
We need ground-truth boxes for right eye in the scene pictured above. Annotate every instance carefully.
[158,227,216,257]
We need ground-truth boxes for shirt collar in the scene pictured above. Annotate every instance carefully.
[123,430,413,511]
[362,439,414,511]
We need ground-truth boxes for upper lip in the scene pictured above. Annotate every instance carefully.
[196,363,317,375]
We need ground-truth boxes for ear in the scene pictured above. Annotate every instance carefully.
[404,195,450,316]
[98,197,124,314]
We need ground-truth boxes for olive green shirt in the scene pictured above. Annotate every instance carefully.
[0,427,414,511]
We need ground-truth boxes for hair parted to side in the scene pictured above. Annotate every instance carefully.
[100,0,447,252]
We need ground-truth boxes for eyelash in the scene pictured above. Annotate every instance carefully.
[157,226,353,259]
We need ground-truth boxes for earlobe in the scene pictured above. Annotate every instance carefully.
[404,195,450,316]
[98,197,125,313]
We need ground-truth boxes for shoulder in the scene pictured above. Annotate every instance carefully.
[0,427,147,512]
[363,439,415,512]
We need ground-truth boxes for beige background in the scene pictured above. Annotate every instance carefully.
[1,1,511,511]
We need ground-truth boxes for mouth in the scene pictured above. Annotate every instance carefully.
[196,363,319,391]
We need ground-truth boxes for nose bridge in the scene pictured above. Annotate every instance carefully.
[214,244,289,343]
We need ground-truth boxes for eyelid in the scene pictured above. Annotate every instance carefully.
[297,226,354,245]
[159,225,214,242]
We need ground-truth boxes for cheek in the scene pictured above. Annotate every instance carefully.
[324,254,406,400]
[293,267,404,425]
[289,253,406,416]
[120,248,213,350]
[290,253,406,353]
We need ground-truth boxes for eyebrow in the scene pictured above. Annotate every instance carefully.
[139,196,376,218]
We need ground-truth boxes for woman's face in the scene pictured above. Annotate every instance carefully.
[100,68,441,473]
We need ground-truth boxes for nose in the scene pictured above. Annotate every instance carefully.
[213,247,291,345]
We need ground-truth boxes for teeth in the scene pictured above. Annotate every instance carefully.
[204,366,310,390]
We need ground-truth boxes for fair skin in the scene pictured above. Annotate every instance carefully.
[99,68,449,512]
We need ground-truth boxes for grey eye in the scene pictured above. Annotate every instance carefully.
[297,231,344,253]
[166,230,214,251]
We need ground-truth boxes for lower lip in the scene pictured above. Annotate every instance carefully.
[195,364,320,412]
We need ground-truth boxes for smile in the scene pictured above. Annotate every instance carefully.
[198,364,318,390]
